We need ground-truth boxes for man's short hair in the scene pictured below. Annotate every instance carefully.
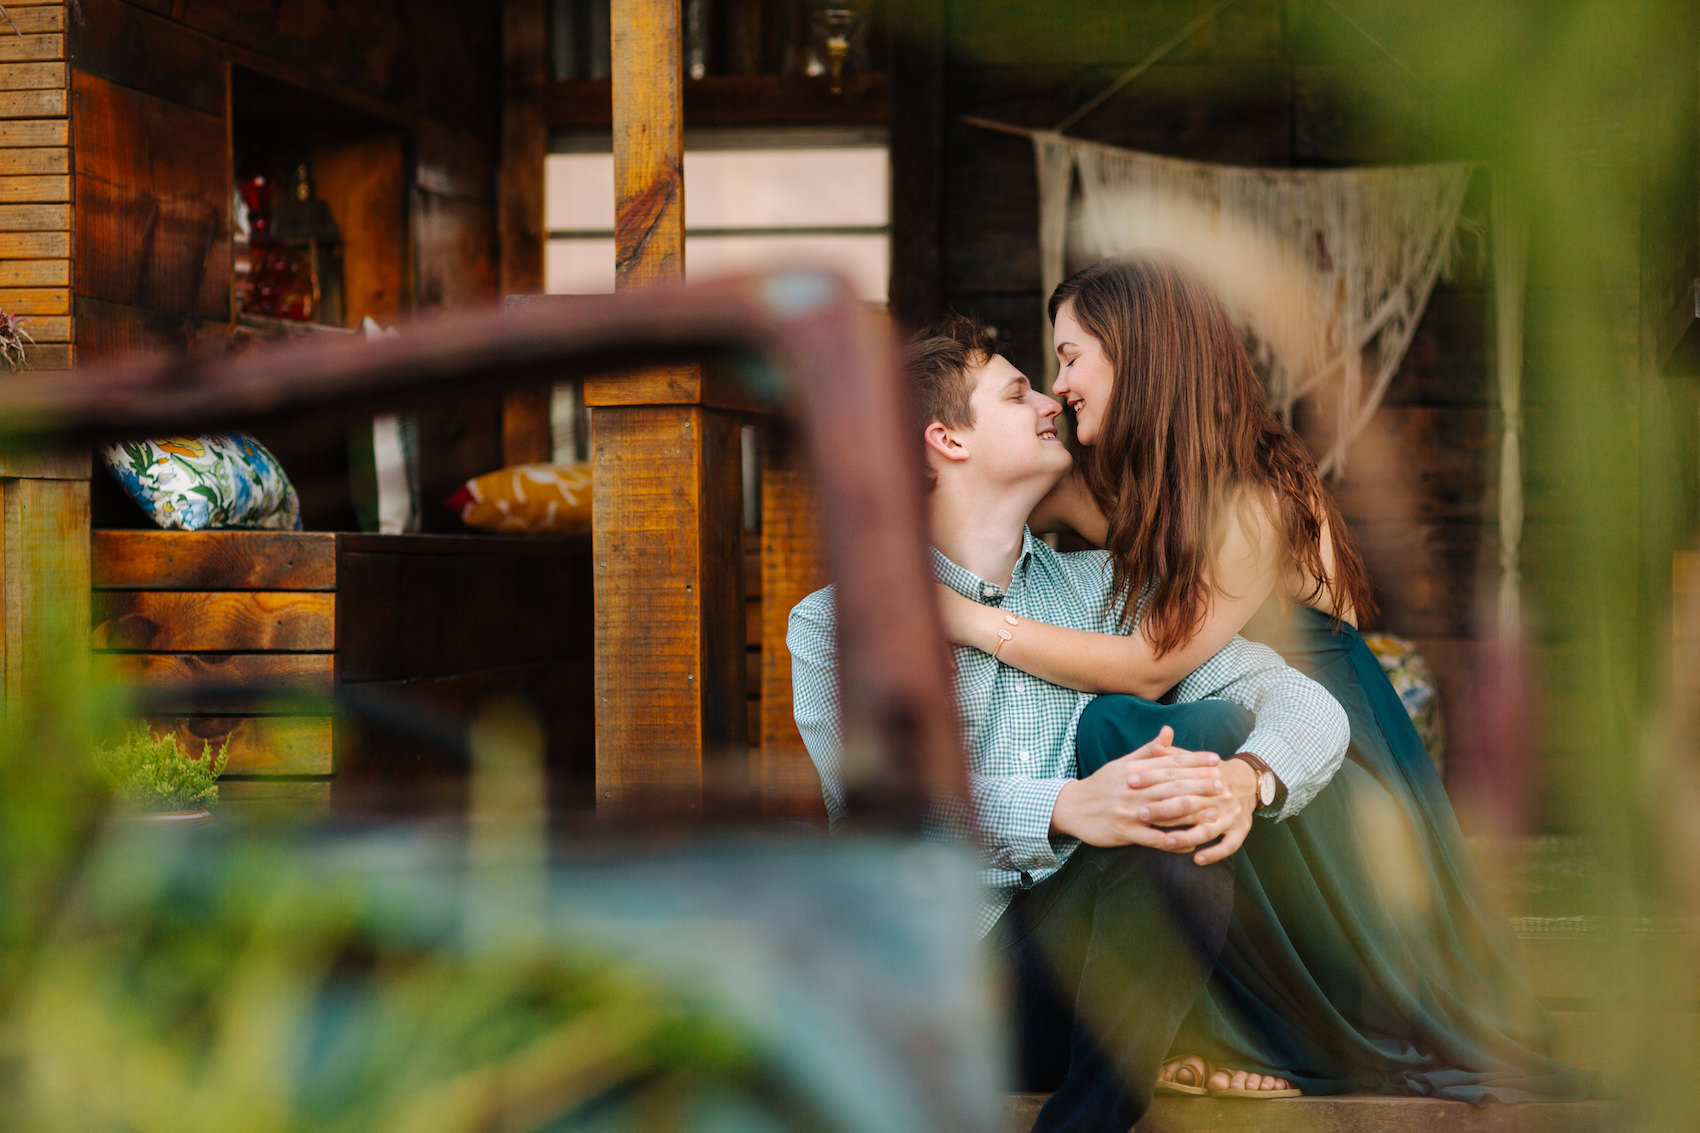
[902,313,997,436]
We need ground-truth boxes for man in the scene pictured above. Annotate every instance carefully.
[788,315,1348,1131]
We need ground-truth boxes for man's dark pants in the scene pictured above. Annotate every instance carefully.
[991,696,1253,1133]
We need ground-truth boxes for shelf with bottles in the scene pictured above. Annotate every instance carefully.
[234,152,347,326]
[545,0,888,127]
[231,66,408,334]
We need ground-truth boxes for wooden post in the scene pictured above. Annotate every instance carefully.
[758,438,826,817]
[590,0,748,809]
[0,448,89,714]
[499,0,552,465]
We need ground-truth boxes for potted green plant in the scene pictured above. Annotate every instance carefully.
[93,724,230,822]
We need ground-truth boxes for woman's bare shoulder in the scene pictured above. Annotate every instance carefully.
[1234,484,1356,626]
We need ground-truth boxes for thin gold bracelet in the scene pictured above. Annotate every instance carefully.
[990,613,1019,661]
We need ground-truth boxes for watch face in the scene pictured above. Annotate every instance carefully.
[1258,771,1276,807]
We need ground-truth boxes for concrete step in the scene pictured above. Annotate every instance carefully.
[1007,1094,1619,1133]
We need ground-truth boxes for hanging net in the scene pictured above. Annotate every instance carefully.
[1033,131,1474,477]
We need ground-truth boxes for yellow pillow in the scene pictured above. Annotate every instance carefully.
[447,463,592,533]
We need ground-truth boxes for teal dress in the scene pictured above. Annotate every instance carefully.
[1177,604,1593,1101]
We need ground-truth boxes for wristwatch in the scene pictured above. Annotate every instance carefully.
[1228,752,1283,810]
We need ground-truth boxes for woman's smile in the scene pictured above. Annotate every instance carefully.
[1051,299,1115,445]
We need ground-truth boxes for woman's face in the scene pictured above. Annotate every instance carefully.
[1050,299,1116,446]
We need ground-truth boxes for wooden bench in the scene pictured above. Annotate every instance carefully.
[91,529,593,816]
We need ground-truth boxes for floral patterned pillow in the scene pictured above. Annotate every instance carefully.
[102,433,303,531]
[1362,631,1445,774]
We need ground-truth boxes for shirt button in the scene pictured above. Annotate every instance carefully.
[981,584,998,598]
[1018,750,1030,762]
[1019,871,1034,890]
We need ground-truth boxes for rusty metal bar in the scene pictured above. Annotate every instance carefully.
[0,271,965,829]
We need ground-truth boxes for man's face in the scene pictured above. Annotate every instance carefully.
[957,352,1072,489]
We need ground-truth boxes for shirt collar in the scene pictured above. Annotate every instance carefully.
[930,527,1042,604]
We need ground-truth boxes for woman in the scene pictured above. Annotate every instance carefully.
[937,258,1591,1102]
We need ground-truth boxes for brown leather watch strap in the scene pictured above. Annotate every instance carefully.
[1228,752,1286,810]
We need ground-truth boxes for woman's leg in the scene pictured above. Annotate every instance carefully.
[1076,695,1299,1097]
[1076,695,1254,777]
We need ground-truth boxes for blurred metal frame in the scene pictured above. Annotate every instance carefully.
[0,269,965,829]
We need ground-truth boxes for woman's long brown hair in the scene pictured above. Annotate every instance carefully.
[1049,258,1376,654]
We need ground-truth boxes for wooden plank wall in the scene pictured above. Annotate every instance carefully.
[0,6,87,734]
[936,0,1512,797]
[67,0,505,529]
[0,2,71,370]
[91,530,338,814]
[329,533,595,817]
[90,531,596,817]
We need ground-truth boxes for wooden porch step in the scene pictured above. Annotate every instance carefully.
[1008,1094,1618,1133]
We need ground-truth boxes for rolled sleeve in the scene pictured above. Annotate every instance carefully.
[1241,685,1348,820]
[1171,636,1349,821]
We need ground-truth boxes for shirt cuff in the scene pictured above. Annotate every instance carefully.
[988,776,1074,872]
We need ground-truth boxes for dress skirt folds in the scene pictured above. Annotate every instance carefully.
[1086,604,1593,1102]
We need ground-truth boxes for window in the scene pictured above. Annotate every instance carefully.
[545,128,890,302]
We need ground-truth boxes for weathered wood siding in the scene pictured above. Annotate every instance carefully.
[92,530,595,815]
[67,0,504,530]
[0,1,71,369]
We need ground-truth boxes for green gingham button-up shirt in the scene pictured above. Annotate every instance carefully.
[788,528,1349,937]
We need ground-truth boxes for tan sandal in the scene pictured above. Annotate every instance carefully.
[1154,1054,1209,1096]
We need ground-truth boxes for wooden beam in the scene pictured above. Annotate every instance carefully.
[886,0,945,329]
[591,404,746,807]
[143,715,335,775]
[91,592,336,652]
[499,0,551,465]
[90,530,338,590]
[102,652,337,704]
[1,474,89,710]
[0,7,61,35]
[591,0,748,810]
[0,285,64,312]
[0,88,64,117]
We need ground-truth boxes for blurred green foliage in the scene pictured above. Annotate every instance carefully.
[3,1,1697,1127]
[1294,0,1700,1124]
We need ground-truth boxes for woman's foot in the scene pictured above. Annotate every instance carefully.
[1154,1054,1210,1096]
[1207,1066,1301,1098]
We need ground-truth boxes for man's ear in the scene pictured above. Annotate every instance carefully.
[923,420,971,464]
